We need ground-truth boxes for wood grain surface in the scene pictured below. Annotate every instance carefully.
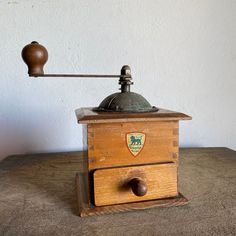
[77,170,187,217]
[87,121,179,170]
[0,148,235,236]
[76,107,192,124]
[93,163,177,206]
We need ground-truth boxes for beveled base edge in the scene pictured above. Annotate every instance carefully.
[76,172,189,217]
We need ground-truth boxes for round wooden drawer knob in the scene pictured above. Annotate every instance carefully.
[129,178,147,197]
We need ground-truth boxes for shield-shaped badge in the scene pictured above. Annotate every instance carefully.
[126,132,146,157]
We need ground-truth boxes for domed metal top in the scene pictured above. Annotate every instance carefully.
[95,91,157,112]
[94,65,158,113]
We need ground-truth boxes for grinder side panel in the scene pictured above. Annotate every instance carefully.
[87,121,179,170]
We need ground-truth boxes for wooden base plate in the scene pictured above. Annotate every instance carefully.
[76,172,189,217]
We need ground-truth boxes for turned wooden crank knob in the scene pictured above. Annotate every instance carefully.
[22,41,48,75]
[129,178,147,197]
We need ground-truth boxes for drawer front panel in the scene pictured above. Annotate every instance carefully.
[88,121,179,170]
[93,163,177,206]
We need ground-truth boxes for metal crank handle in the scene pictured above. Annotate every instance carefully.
[21,41,132,79]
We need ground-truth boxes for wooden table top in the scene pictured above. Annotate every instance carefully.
[0,148,235,236]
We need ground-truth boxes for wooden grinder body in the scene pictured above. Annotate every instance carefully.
[76,108,191,216]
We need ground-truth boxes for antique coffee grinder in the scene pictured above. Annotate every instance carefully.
[22,42,191,216]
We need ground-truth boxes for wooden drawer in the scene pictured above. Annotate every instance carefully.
[87,121,179,170]
[93,162,177,206]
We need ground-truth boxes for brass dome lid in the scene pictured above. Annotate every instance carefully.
[94,65,158,113]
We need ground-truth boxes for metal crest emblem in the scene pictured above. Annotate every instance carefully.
[126,132,146,157]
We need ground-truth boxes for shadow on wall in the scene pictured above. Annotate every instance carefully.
[0,104,81,161]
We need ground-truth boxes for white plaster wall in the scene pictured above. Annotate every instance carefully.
[0,0,235,160]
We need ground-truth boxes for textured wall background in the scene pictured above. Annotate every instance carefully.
[0,0,235,160]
